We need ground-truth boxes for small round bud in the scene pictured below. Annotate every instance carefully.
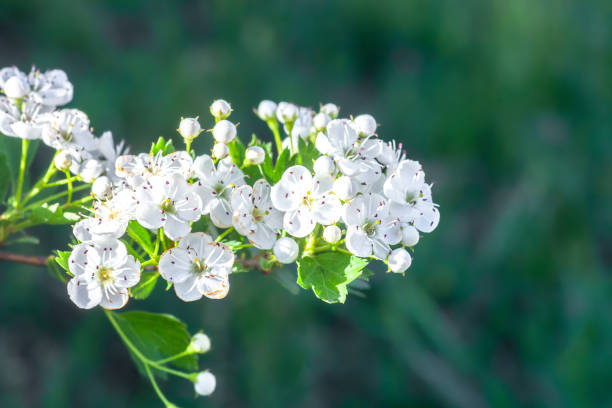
[212,120,236,143]
[320,103,339,119]
[178,117,202,141]
[313,156,335,177]
[313,112,331,131]
[388,248,412,273]
[210,99,232,120]
[257,100,277,120]
[401,225,420,247]
[212,142,230,159]
[323,225,342,244]
[354,114,377,137]
[276,102,298,124]
[333,176,356,201]
[194,371,216,396]
[3,76,28,99]
[273,237,299,264]
[91,176,112,199]
[245,146,265,165]
[54,150,73,171]
[190,333,211,353]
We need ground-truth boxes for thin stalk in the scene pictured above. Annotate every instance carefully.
[127,225,156,259]
[15,139,30,209]
[266,119,283,155]
[64,170,73,204]
[23,183,90,212]
[155,349,197,365]
[215,227,234,242]
[21,159,58,206]
[144,364,174,408]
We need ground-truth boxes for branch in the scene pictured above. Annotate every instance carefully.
[0,251,52,266]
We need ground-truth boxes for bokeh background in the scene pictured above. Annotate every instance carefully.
[1,0,611,407]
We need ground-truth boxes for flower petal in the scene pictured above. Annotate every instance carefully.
[67,277,102,309]
[159,247,193,284]
[345,227,372,257]
[99,289,129,310]
[209,198,233,228]
[174,277,204,302]
[284,208,316,238]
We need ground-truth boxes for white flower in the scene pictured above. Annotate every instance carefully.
[270,165,341,237]
[193,155,245,228]
[289,107,313,140]
[190,333,211,353]
[41,109,95,151]
[67,240,140,309]
[354,114,377,137]
[388,248,412,273]
[194,371,216,396]
[377,140,405,173]
[231,179,283,249]
[320,103,339,118]
[92,176,112,199]
[210,99,232,120]
[178,117,202,141]
[333,176,358,201]
[212,143,230,159]
[400,224,419,247]
[3,76,29,98]
[257,100,277,120]
[212,120,236,144]
[313,156,335,177]
[135,174,202,240]
[94,131,128,182]
[276,101,298,124]
[273,237,299,264]
[115,151,193,187]
[323,225,342,243]
[342,193,398,259]
[73,153,104,182]
[158,232,234,301]
[0,96,52,139]
[313,112,331,131]
[245,145,265,164]
[0,66,73,107]
[383,160,440,233]
[54,150,73,171]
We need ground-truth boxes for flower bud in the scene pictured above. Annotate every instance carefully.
[54,150,73,171]
[320,103,339,119]
[79,159,104,183]
[257,100,277,120]
[333,176,356,201]
[354,114,377,137]
[210,99,232,120]
[313,156,335,177]
[212,120,236,143]
[388,248,412,273]
[91,176,112,199]
[212,142,230,159]
[3,76,28,99]
[245,146,265,164]
[401,225,419,247]
[194,371,216,396]
[323,225,341,244]
[313,112,331,131]
[189,333,211,353]
[178,117,202,141]
[276,102,298,124]
[273,237,299,264]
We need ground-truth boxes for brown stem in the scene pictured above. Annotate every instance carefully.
[0,251,52,266]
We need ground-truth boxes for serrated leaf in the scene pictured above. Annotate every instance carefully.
[297,137,319,172]
[163,139,175,154]
[0,152,10,203]
[297,252,369,303]
[227,139,246,167]
[261,154,275,182]
[47,258,70,283]
[273,148,291,182]
[110,311,198,379]
[127,221,154,254]
[29,203,80,225]
[54,250,72,272]
[130,270,159,300]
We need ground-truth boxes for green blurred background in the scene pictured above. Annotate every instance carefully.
[1,0,611,407]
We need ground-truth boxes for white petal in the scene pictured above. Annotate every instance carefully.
[174,277,204,302]
[175,186,202,222]
[270,179,300,212]
[311,194,341,225]
[202,243,234,269]
[209,198,233,228]
[413,203,440,233]
[343,195,367,226]
[199,274,230,299]
[178,232,213,257]
[163,213,191,241]
[230,185,253,212]
[284,208,316,238]
[252,179,272,208]
[249,224,277,250]
[100,289,130,310]
[159,247,193,284]
[67,278,102,309]
[113,256,141,288]
[371,238,391,260]
[136,202,164,230]
[345,228,372,257]
[68,243,94,277]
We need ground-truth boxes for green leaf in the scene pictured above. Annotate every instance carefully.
[273,148,292,182]
[29,203,80,225]
[127,221,154,254]
[54,249,72,272]
[0,136,20,187]
[0,152,10,203]
[297,137,319,172]
[297,251,369,303]
[130,270,159,300]
[261,153,275,182]
[227,138,246,167]
[110,311,198,379]
[163,139,175,154]
[3,235,39,246]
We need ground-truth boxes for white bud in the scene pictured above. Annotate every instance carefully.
[210,99,231,120]
[273,237,299,264]
[323,225,341,244]
[3,76,28,99]
[257,100,277,120]
[276,102,298,124]
[190,333,211,353]
[313,112,331,131]
[91,176,112,199]
[333,176,356,201]
[212,120,236,143]
[194,371,216,396]
[54,150,73,171]
[178,117,202,141]
[401,225,420,247]
[245,146,265,164]
[212,142,230,159]
[79,159,104,183]
[354,114,377,137]
[320,103,339,119]
[313,156,335,177]
[388,248,412,273]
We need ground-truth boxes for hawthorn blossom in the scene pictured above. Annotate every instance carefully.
[270,165,341,238]
[135,174,202,240]
[115,151,193,187]
[0,96,52,139]
[377,139,406,173]
[41,109,95,151]
[74,188,136,243]
[383,159,440,233]
[193,155,245,228]
[158,232,234,301]
[342,192,399,259]
[230,179,283,249]
[0,66,73,107]
[94,131,129,182]
[67,239,140,309]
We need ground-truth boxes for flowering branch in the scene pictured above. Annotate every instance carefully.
[0,251,51,266]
